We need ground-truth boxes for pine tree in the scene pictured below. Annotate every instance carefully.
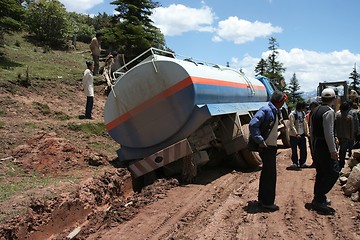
[349,63,360,93]
[254,37,286,91]
[254,58,267,76]
[287,73,304,105]
[108,0,166,60]
[265,37,286,91]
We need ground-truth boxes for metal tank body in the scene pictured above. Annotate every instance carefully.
[104,54,268,161]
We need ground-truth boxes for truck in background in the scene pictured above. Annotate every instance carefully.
[317,81,359,111]
[104,48,290,190]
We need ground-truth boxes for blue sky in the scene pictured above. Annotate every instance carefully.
[59,0,360,93]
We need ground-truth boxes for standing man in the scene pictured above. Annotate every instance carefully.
[249,91,288,211]
[306,101,319,168]
[310,88,339,214]
[289,102,309,168]
[335,101,354,170]
[347,100,359,158]
[83,61,94,119]
[89,32,103,75]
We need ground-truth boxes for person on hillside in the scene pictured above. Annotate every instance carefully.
[335,101,354,169]
[306,101,319,167]
[289,101,309,168]
[89,32,103,75]
[249,91,288,211]
[103,52,115,95]
[83,61,94,119]
[310,88,339,214]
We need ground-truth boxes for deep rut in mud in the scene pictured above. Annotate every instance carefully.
[87,147,360,240]
[1,147,359,240]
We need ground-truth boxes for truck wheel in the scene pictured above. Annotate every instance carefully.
[229,152,248,169]
[131,171,157,192]
[182,155,197,183]
[240,124,262,168]
[281,120,291,147]
[132,176,144,192]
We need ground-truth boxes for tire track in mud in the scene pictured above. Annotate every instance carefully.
[181,174,259,240]
[88,148,360,240]
[91,169,258,240]
[274,148,359,240]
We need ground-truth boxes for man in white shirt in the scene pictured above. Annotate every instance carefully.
[289,102,309,168]
[83,61,94,119]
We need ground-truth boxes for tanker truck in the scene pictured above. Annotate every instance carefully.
[104,48,290,189]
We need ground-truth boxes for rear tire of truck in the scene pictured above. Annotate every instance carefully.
[240,124,262,168]
[132,176,144,192]
[229,152,248,169]
[131,171,157,192]
[281,120,291,148]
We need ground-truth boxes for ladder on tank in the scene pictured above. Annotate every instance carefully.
[237,71,256,97]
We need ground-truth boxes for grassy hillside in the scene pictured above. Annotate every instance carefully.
[0,32,119,223]
[0,33,91,87]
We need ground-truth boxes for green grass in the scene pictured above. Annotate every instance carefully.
[67,122,107,136]
[32,101,51,115]
[0,161,79,202]
[54,111,71,120]
[0,33,90,85]
[23,122,37,129]
[0,121,5,129]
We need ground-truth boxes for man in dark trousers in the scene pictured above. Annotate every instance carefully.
[249,91,287,211]
[89,32,103,75]
[310,88,339,214]
[289,101,309,168]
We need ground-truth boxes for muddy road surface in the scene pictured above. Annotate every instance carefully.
[87,147,360,240]
[1,144,359,239]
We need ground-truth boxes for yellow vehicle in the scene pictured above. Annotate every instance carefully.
[317,81,359,111]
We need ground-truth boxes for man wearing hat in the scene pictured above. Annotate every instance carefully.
[310,88,339,214]
[249,90,287,211]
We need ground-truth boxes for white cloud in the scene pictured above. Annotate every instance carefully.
[151,4,282,45]
[231,49,360,93]
[151,4,216,36]
[213,16,282,44]
[59,0,104,13]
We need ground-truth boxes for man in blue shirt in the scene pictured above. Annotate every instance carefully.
[249,91,287,211]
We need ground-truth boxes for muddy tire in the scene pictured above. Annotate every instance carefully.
[132,176,144,192]
[132,171,157,192]
[240,124,262,168]
[229,152,249,169]
[281,120,291,147]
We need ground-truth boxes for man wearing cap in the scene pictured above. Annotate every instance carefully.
[310,88,339,214]
[249,90,287,211]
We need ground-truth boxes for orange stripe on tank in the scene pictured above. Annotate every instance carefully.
[106,76,265,131]
[191,76,266,90]
[106,77,193,131]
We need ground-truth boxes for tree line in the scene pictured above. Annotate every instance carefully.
[254,37,360,107]
[0,0,167,62]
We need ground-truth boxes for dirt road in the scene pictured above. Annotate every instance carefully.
[85,147,359,240]
[0,84,359,240]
